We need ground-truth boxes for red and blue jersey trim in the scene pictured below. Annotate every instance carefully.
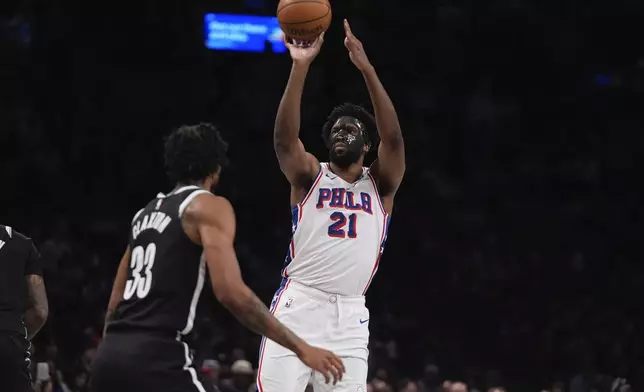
[281,167,323,278]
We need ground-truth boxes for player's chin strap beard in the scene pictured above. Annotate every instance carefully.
[329,143,363,169]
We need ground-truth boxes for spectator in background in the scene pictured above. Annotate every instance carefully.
[398,379,420,392]
[373,368,392,387]
[44,360,71,392]
[71,370,89,392]
[44,340,59,363]
[221,359,256,392]
[442,381,467,392]
[570,354,595,392]
[372,378,394,392]
[419,364,441,392]
[201,359,222,392]
[78,347,95,374]
[547,381,565,392]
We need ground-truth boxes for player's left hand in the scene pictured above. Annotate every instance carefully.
[343,19,372,72]
[297,345,345,385]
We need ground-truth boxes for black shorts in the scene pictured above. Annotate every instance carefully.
[90,330,212,392]
[0,332,32,392]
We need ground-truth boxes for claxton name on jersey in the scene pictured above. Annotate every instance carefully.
[315,188,374,214]
[132,211,172,240]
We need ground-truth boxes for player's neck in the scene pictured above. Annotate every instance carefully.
[173,181,206,192]
[328,162,363,183]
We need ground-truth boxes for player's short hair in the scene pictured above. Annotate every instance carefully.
[321,103,379,151]
[164,123,229,183]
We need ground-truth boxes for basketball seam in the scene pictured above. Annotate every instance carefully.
[277,2,331,25]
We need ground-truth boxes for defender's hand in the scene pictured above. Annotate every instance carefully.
[297,345,345,384]
[343,19,372,72]
[285,33,325,66]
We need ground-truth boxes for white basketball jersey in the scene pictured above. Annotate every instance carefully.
[282,163,391,296]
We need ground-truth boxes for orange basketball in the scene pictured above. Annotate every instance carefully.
[277,0,332,41]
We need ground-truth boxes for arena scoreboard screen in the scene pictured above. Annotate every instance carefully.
[204,13,287,54]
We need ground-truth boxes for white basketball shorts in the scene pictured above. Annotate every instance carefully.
[256,279,370,392]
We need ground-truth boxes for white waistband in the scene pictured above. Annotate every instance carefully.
[286,279,366,304]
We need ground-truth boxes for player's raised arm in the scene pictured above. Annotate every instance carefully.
[184,193,346,384]
[274,35,323,188]
[344,20,405,197]
[103,246,131,336]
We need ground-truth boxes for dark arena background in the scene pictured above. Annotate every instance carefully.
[2,0,644,391]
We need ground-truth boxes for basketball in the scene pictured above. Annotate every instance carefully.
[277,0,332,41]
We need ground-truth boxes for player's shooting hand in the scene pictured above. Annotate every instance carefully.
[284,33,324,65]
[343,19,372,72]
[297,344,345,385]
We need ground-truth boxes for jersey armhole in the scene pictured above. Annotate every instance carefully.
[298,165,324,207]
[178,190,211,218]
[367,172,387,216]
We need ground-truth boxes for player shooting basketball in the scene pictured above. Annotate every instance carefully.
[258,19,405,392]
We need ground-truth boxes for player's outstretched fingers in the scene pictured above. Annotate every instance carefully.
[343,19,353,37]
[283,35,298,50]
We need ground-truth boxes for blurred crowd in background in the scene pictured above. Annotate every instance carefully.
[2,0,644,391]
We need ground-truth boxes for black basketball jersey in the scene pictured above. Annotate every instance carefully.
[108,186,210,336]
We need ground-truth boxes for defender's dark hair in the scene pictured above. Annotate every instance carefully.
[164,123,229,183]
[321,103,379,150]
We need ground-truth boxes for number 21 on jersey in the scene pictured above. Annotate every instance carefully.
[123,243,157,300]
[328,212,358,238]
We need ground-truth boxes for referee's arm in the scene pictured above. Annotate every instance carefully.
[23,239,48,340]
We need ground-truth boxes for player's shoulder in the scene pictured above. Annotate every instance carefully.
[1,225,35,248]
[183,192,234,220]
[2,225,26,241]
[307,153,321,171]
[318,162,331,175]
[291,154,322,191]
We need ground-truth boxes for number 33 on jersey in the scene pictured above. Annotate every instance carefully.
[123,243,157,300]
[282,163,391,296]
